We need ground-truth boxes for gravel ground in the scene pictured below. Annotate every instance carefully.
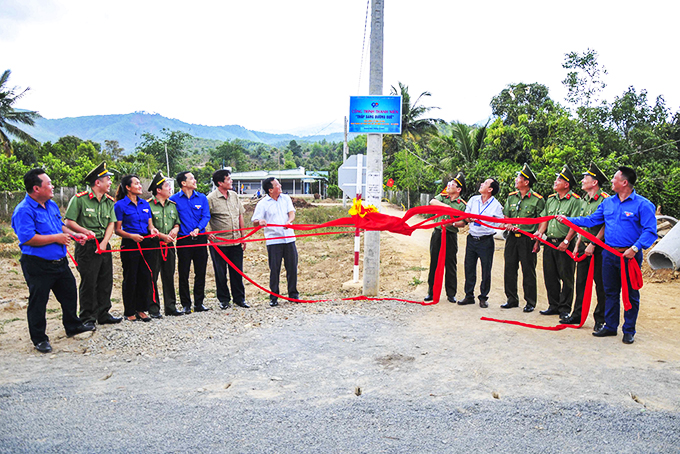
[1,298,679,453]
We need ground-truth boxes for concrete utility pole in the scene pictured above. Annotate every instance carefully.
[343,116,349,209]
[363,0,384,296]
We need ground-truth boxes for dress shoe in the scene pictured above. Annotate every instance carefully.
[561,314,580,325]
[270,300,279,307]
[593,322,604,332]
[194,304,211,312]
[182,306,192,315]
[98,314,123,324]
[66,323,96,337]
[592,326,617,337]
[235,301,250,308]
[501,302,519,309]
[35,341,52,353]
[559,312,570,321]
[83,320,96,330]
[423,294,433,302]
[149,312,163,319]
[523,305,535,313]
[539,308,560,316]
[136,312,151,322]
[457,297,475,306]
[165,309,184,316]
[622,333,635,344]
[447,296,457,304]
[219,301,231,310]
[479,299,488,308]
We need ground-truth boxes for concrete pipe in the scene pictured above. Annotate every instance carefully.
[648,216,680,270]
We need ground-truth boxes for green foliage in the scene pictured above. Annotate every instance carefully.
[136,128,192,175]
[0,154,29,190]
[211,140,248,171]
[327,184,341,199]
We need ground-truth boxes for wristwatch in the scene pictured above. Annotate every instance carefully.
[562,239,569,245]
[631,245,639,253]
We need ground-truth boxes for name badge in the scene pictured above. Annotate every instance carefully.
[195,205,202,209]
[85,208,95,212]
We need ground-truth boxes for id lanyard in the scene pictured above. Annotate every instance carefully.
[473,197,495,226]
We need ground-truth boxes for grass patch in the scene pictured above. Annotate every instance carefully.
[0,318,22,335]
[46,308,61,314]
[408,277,423,286]
[295,206,354,240]
[407,266,427,272]
[0,236,15,244]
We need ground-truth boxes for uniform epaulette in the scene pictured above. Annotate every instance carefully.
[571,193,580,199]
[147,197,155,203]
[459,198,467,206]
[105,193,115,202]
[76,191,89,197]
[168,199,177,204]
[509,191,518,196]
[532,192,544,199]
[548,193,557,198]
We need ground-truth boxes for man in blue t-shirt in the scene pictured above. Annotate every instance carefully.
[11,169,95,353]
[563,166,657,345]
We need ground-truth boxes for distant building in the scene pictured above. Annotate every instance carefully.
[230,167,328,197]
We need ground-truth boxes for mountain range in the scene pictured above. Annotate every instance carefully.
[23,112,349,152]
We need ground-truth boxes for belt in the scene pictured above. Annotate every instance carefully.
[611,246,632,252]
[547,237,566,244]
[469,234,494,241]
[22,254,66,264]
[514,233,522,238]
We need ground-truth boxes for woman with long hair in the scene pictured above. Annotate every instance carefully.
[114,175,159,322]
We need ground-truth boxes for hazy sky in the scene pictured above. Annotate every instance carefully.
[2,0,678,135]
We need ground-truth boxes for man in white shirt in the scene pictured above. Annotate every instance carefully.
[457,178,504,308]
[252,177,299,306]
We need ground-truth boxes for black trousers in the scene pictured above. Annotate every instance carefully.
[427,229,458,297]
[74,239,113,323]
[267,242,299,302]
[120,238,154,316]
[543,237,576,314]
[177,235,208,309]
[209,244,245,305]
[148,241,178,314]
[463,234,495,301]
[20,254,81,345]
[503,233,538,308]
[572,242,605,323]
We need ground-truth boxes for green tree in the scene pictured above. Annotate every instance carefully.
[211,140,247,171]
[562,49,608,111]
[0,69,41,156]
[136,128,191,175]
[0,153,30,191]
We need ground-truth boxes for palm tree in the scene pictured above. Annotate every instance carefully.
[384,82,442,165]
[437,120,489,170]
[0,69,41,156]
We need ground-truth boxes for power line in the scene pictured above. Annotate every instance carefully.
[357,0,370,95]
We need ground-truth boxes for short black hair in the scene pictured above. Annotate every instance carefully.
[212,169,231,186]
[490,178,500,196]
[24,168,46,193]
[262,177,276,195]
[176,171,191,188]
[618,166,637,187]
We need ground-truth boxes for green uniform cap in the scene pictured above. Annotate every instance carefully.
[556,164,576,188]
[149,171,168,192]
[85,162,114,185]
[582,162,608,188]
[518,163,537,186]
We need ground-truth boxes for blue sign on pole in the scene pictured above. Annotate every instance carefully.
[349,96,402,134]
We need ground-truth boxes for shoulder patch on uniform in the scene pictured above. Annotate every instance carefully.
[105,193,115,201]
[76,191,89,197]
[572,193,581,199]
[601,192,609,198]
[509,191,518,196]
[548,193,557,198]
[533,192,544,199]
[147,197,154,203]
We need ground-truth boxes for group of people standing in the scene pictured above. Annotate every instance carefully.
[12,163,299,353]
[424,163,657,345]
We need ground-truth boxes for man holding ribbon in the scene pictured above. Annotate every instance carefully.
[64,162,122,327]
[564,166,657,344]
[424,173,466,303]
[501,163,545,313]
[457,178,503,308]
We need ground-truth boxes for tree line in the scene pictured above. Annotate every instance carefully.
[2,49,680,216]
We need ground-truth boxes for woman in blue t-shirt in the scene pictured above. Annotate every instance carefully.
[114,175,159,322]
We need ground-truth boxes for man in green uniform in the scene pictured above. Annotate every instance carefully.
[424,172,466,303]
[535,165,582,320]
[64,162,122,327]
[501,163,545,312]
[147,172,183,317]
[561,163,608,329]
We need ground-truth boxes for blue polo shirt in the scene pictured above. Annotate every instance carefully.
[568,189,657,251]
[11,194,67,260]
[114,196,152,235]
[170,190,210,236]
